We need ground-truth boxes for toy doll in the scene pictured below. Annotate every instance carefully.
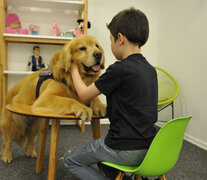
[29,24,39,35]
[5,13,29,34]
[27,46,45,71]
[52,21,61,36]
[73,19,91,37]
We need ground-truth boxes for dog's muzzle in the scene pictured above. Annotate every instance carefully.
[83,52,103,73]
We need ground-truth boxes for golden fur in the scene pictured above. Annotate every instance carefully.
[0,35,106,163]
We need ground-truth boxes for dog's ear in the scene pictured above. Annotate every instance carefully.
[97,42,105,69]
[58,43,72,72]
[100,53,105,69]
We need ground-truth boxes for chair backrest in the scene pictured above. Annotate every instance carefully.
[154,66,179,109]
[135,116,192,176]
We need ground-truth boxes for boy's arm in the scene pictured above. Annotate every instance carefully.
[70,63,101,102]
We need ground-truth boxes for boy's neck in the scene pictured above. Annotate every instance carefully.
[121,45,141,60]
[119,38,141,60]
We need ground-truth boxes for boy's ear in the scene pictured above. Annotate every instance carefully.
[117,33,125,45]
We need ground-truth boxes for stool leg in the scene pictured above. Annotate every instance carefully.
[76,120,85,133]
[135,175,142,180]
[48,119,60,180]
[81,120,85,133]
[91,119,101,140]
[76,120,80,127]
[36,119,49,173]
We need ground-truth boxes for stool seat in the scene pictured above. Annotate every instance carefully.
[6,103,104,180]
[6,103,101,119]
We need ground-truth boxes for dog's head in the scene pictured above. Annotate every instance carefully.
[55,35,105,77]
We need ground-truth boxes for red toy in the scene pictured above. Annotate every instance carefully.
[52,21,61,36]
[5,13,28,34]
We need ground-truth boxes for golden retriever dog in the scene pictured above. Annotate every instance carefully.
[0,35,106,163]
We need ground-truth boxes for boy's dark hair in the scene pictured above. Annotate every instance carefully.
[107,8,149,47]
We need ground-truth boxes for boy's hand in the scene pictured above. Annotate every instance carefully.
[70,62,78,74]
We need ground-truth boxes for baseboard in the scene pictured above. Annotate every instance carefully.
[184,134,207,151]
[52,118,110,125]
[155,122,207,151]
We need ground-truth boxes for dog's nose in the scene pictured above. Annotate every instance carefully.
[93,52,102,60]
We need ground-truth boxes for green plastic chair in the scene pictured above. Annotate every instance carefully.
[101,116,192,180]
[155,66,179,119]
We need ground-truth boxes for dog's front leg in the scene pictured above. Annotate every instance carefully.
[33,95,93,121]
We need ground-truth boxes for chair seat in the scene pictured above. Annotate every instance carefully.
[102,161,139,173]
[101,116,192,179]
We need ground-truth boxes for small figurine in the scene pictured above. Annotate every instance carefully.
[5,13,29,34]
[29,24,39,35]
[52,21,61,36]
[73,19,91,37]
[60,31,75,37]
[27,46,45,71]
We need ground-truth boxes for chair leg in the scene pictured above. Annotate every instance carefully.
[98,168,124,180]
[171,101,174,119]
[115,171,125,180]
[159,174,166,180]
[135,175,142,180]
[99,169,105,176]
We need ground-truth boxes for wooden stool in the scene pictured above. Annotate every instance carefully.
[6,103,104,180]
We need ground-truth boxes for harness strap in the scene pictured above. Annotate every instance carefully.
[36,70,54,98]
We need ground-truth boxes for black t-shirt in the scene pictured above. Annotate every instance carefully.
[95,54,158,150]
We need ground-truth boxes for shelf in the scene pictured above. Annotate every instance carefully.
[6,0,84,11]
[4,33,73,44]
[4,70,34,75]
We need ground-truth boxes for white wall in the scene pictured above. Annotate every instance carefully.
[7,0,207,150]
[157,0,207,150]
[87,0,160,104]
[88,0,159,67]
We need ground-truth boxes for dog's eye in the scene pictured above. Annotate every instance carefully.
[79,47,86,51]
[96,44,99,48]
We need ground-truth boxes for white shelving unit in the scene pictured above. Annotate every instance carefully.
[0,0,88,110]
[4,33,74,40]
[6,0,85,10]
[4,70,34,75]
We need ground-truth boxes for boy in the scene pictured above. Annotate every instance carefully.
[64,8,158,180]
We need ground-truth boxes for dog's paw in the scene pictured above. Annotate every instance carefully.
[92,103,106,117]
[26,151,37,158]
[1,154,12,163]
[24,145,37,158]
[73,106,93,122]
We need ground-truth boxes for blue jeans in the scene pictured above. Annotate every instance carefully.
[64,137,147,180]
